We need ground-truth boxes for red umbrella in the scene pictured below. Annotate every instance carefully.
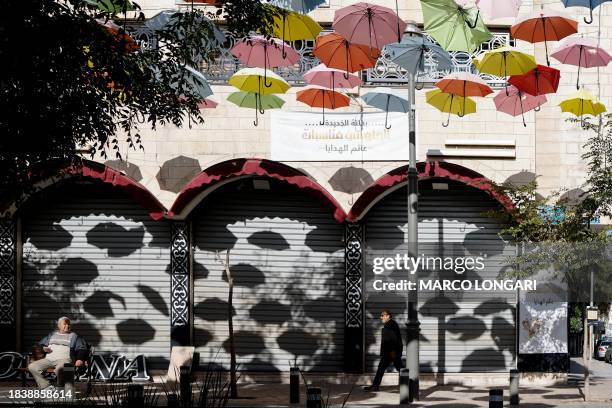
[436,72,492,115]
[511,9,578,66]
[296,86,350,124]
[508,64,560,111]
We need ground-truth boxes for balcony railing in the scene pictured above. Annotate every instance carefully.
[129,25,513,87]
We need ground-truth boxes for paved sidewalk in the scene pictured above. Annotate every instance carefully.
[223,382,612,408]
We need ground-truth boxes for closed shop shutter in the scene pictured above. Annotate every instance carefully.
[193,179,344,372]
[21,183,171,367]
[364,180,516,373]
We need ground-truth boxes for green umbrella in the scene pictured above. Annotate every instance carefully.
[227,92,285,126]
[420,0,492,53]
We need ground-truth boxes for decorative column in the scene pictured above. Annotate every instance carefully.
[170,222,190,347]
[0,220,17,351]
[344,222,364,372]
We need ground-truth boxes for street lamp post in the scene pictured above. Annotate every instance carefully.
[404,20,422,402]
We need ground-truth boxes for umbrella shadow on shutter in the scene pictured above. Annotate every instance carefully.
[86,222,145,257]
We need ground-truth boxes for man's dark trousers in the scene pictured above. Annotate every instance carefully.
[372,353,404,387]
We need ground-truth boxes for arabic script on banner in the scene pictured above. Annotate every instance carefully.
[270,111,413,161]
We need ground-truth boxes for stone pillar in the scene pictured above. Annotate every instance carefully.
[0,220,17,351]
[344,222,364,373]
[170,222,190,346]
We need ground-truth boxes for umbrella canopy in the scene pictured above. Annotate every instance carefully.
[508,64,560,97]
[551,37,612,89]
[561,0,612,24]
[426,89,477,127]
[420,0,492,53]
[296,86,350,124]
[361,87,409,129]
[473,46,537,77]
[475,0,521,19]
[436,72,493,97]
[144,10,226,49]
[176,66,213,100]
[229,67,290,95]
[96,18,139,52]
[231,36,299,87]
[271,9,322,42]
[494,85,547,126]
[332,2,407,53]
[559,89,606,119]
[384,35,453,76]
[197,98,218,109]
[228,91,285,126]
[303,64,363,90]
[267,0,326,14]
[313,32,380,78]
[511,9,578,66]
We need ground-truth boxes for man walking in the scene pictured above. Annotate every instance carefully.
[28,317,88,390]
[364,309,403,392]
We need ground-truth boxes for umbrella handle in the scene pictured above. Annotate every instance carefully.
[415,80,424,91]
[584,3,593,24]
[263,54,273,88]
[281,13,288,59]
[254,103,259,127]
[344,42,351,80]
[534,105,541,112]
[320,100,325,125]
[542,20,551,66]
[466,9,480,29]
[577,47,583,90]
[442,115,450,127]
[518,91,527,127]
[385,98,391,129]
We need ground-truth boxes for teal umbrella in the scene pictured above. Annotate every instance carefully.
[420,0,492,53]
[227,92,285,126]
[361,87,409,129]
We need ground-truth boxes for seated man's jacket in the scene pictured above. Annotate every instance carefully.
[38,332,88,362]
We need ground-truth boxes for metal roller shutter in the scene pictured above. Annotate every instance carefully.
[21,183,171,367]
[193,179,344,372]
[364,179,516,373]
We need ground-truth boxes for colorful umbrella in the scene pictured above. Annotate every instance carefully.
[436,72,492,113]
[228,68,290,95]
[228,91,285,126]
[332,2,407,53]
[561,0,612,24]
[426,89,476,127]
[473,46,536,77]
[511,9,578,66]
[269,9,322,57]
[384,35,453,79]
[475,0,521,19]
[420,0,492,53]
[144,10,226,48]
[303,64,363,91]
[313,32,380,79]
[508,65,560,101]
[551,37,612,89]
[197,99,218,109]
[231,36,299,87]
[559,89,606,125]
[494,85,547,127]
[361,87,409,129]
[178,66,214,100]
[267,0,326,14]
[296,86,350,124]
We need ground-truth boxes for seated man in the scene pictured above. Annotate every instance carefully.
[28,316,88,390]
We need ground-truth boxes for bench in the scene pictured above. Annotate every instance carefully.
[17,345,95,389]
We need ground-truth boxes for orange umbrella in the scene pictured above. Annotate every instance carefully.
[296,86,350,124]
[436,72,492,116]
[313,32,380,79]
[436,72,493,97]
[511,9,578,66]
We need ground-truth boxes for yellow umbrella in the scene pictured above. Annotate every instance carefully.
[271,9,322,41]
[559,89,606,121]
[228,68,290,95]
[473,46,537,94]
[426,89,477,127]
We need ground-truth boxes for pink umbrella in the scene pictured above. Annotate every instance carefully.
[332,2,407,54]
[230,35,300,87]
[551,37,612,89]
[476,0,522,19]
[494,85,547,127]
[303,64,363,92]
[197,98,218,109]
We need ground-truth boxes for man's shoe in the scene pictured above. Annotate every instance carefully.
[363,386,379,392]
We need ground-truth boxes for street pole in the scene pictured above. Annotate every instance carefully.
[404,21,421,402]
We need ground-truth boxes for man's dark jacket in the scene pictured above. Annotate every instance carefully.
[39,331,88,362]
[380,319,403,357]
